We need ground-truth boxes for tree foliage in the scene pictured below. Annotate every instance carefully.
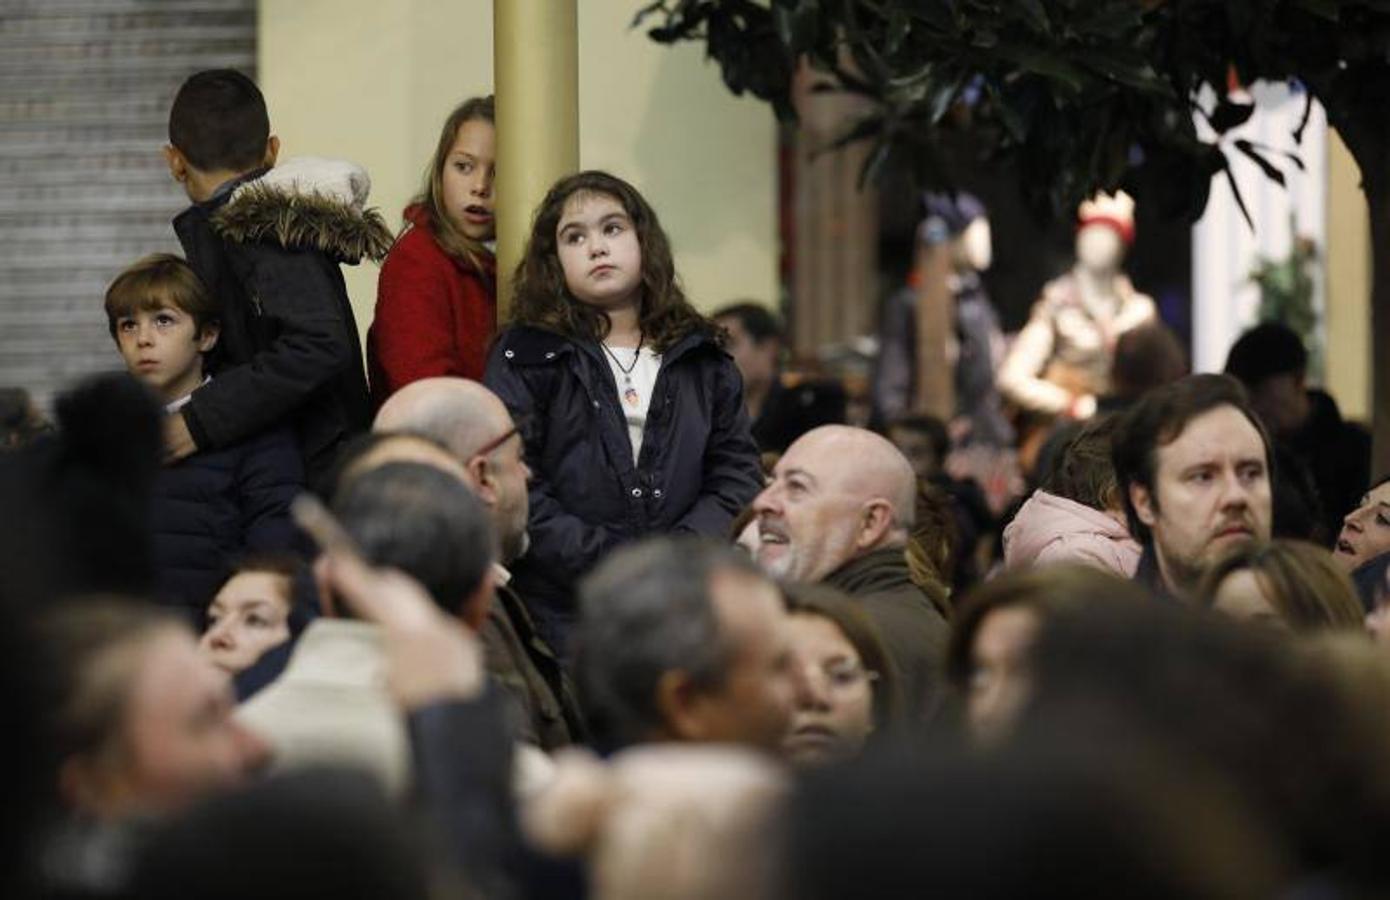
[634,0,1390,225]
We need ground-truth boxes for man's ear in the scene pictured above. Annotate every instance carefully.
[1131,482,1157,529]
[162,144,188,183]
[197,321,221,353]
[264,135,280,168]
[653,670,708,742]
[856,499,896,550]
[468,456,500,505]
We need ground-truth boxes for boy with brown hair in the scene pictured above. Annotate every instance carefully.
[106,253,303,626]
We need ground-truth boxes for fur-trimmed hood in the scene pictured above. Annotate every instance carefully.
[210,157,393,264]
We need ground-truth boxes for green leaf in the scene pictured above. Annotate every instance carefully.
[1077,48,1172,95]
[993,43,1088,94]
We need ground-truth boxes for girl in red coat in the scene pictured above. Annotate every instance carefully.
[368,96,497,407]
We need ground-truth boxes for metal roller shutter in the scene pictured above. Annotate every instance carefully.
[0,0,255,412]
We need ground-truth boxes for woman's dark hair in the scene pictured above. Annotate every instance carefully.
[219,552,317,638]
[416,96,493,272]
[509,170,712,352]
[946,564,1148,691]
[782,582,904,734]
[1350,550,1390,614]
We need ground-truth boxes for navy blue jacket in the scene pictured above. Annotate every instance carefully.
[150,423,304,628]
[484,325,761,642]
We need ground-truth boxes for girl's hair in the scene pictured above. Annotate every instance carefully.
[906,479,957,615]
[1198,540,1365,633]
[416,95,494,272]
[38,598,182,766]
[509,170,713,352]
[782,582,904,734]
[1041,413,1122,512]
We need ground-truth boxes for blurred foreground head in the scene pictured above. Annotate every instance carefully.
[576,537,805,754]
[524,745,786,900]
[130,769,429,900]
[947,564,1148,742]
[785,734,1282,900]
[0,373,161,608]
[1022,600,1390,889]
[40,598,266,820]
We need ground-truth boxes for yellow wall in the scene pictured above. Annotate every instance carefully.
[258,0,495,337]
[258,0,777,345]
[1326,128,1371,422]
[577,1,778,312]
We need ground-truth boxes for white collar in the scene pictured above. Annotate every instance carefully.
[164,376,211,414]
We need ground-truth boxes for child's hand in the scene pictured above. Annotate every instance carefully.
[162,412,197,463]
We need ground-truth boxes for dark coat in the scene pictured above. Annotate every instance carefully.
[823,547,950,721]
[149,422,304,628]
[479,579,587,751]
[484,325,762,647]
[173,165,387,485]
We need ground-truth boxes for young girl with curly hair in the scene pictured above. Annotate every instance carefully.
[485,170,761,650]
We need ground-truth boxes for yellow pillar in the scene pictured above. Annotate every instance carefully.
[494,0,579,319]
[1326,127,1371,423]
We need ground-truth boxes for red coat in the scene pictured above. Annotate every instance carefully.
[367,206,497,408]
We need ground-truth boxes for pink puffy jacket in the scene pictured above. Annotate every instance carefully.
[1002,490,1141,577]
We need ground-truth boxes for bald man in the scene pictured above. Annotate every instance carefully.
[374,378,586,750]
[751,425,948,719]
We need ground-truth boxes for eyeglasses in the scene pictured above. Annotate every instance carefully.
[471,425,519,461]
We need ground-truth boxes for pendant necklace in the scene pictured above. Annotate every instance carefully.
[601,332,645,408]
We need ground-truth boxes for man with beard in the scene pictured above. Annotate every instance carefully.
[1112,374,1273,602]
[375,377,585,749]
[750,425,949,720]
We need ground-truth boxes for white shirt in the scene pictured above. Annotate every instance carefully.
[164,375,211,414]
[602,345,662,462]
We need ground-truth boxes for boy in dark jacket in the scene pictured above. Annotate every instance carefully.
[160,69,388,483]
[106,253,303,627]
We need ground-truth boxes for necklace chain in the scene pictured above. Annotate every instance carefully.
[600,332,644,378]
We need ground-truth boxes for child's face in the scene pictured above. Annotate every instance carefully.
[114,304,217,403]
[556,191,642,314]
[441,118,496,241]
[200,570,293,675]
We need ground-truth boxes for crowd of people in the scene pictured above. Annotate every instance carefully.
[5,67,1390,899]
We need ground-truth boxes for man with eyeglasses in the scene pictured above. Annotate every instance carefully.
[376,377,586,750]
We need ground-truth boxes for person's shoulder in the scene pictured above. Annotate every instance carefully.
[491,325,579,366]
